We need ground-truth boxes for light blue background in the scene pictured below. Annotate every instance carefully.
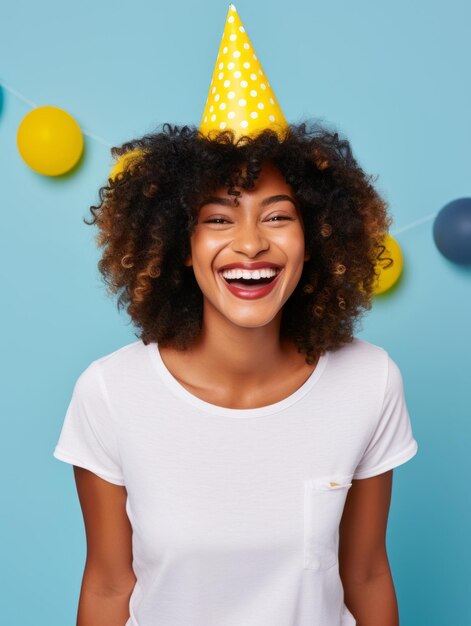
[1,1,470,624]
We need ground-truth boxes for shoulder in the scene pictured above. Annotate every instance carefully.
[94,339,144,369]
[74,339,147,397]
[91,339,148,379]
[329,336,388,372]
[325,337,390,410]
[338,336,386,355]
[343,339,407,396]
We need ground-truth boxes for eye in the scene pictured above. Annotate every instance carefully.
[204,218,229,224]
[268,215,293,222]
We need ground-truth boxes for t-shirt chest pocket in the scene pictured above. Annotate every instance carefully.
[303,474,353,571]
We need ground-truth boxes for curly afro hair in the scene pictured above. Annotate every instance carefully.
[85,121,392,365]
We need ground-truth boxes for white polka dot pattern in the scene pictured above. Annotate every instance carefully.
[200,4,287,139]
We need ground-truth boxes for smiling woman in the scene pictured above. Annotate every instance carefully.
[53,120,418,626]
[50,2,422,623]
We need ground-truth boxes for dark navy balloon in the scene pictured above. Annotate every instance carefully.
[433,198,471,265]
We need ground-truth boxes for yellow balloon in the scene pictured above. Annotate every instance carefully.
[17,106,84,176]
[109,148,145,181]
[372,233,403,295]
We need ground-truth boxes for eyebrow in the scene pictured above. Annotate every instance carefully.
[200,194,298,210]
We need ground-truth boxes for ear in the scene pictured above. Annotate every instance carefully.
[183,256,193,267]
[304,251,311,262]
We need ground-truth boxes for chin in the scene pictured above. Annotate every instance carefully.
[222,309,282,328]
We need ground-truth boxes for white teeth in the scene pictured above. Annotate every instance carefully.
[220,267,280,280]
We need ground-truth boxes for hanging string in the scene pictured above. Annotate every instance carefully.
[0,80,113,148]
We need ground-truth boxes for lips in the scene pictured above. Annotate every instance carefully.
[217,267,284,300]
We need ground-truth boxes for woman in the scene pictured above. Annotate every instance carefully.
[53,122,418,626]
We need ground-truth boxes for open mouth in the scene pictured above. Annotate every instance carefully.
[219,268,282,289]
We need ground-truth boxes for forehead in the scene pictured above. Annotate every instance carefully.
[211,161,292,197]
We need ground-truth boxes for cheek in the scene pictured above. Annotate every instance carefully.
[274,227,306,256]
[190,231,221,264]
[189,234,226,289]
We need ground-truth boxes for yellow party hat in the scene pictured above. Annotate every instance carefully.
[200,4,288,139]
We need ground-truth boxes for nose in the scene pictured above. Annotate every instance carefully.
[230,222,270,257]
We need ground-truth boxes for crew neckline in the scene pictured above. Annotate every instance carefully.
[146,340,329,417]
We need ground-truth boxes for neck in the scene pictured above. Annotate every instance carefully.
[189,305,291,387]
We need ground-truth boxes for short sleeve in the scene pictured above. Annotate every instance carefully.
[353,354,419,479]
[53,360,125,486]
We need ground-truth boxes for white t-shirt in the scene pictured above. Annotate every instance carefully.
[53,337,418,626]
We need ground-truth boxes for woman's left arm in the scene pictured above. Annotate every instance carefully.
[338,470,399,626]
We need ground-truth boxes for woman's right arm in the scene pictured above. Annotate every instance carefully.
[73,466,137,626]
